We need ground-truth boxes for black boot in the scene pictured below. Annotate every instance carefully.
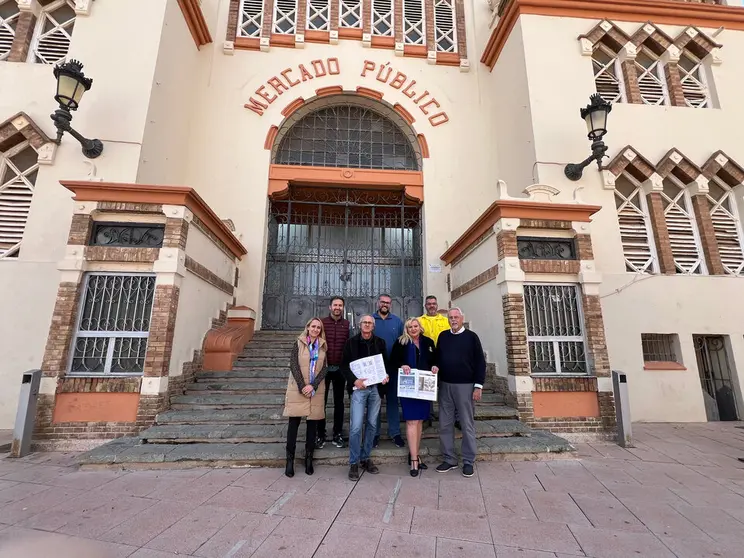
[305,451,314,475]
[285,451,295,478]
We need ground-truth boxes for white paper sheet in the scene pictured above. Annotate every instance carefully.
[349,353,388,387]
[397,369,438,402]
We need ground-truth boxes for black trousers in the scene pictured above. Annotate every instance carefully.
[318,366,346,438]
[286,417,318,454]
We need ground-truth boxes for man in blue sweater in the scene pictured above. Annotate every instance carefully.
[373,294,405,449]
[434,307,485,478]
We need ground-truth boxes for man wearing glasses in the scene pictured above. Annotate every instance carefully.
[373,294,405,449]
[341,315,390,480]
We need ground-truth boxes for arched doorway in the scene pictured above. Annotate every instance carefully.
[262,95,424,330]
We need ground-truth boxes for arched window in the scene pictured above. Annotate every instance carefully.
[274,102,420,171]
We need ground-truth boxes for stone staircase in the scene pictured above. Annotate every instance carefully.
[78,330,573,468]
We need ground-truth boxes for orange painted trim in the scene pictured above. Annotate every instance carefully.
[356,86,384,100]
[53,392,140,423]
[61,181,248,258]
[404,45,427,58]
[271,33,296,47]
[235,37,261,50]
[316,85,344,97]
[482,0,744,70]
[644,361,687,371]
[437,52,460,66]
[203,309,256,371]
[177,0,213,48]
[417,134,430,159]
[393,103,415,125]
[339,28,364,39]
[281,97,306,118]
[268,163,424,202]
[532,391,600,419]
[264,125,279,150]
[305,30,330,43]
[441,199,601,265]
[372,36,395,48]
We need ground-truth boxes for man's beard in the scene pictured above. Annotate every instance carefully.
[332,308,342,317]
[379,307,389,315]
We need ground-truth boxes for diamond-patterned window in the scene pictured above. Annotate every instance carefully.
[634,47,669,106]
[29,0,76,64]
[433,0,456,53]
[614,174,658,273]
[661,175,706,274]
[339,0,362,29]
[0,134,39,259]
[239,0,264,38]
[592,42,626,103]
[678,50,711,108]
[275,104,419,171]
[273,0,297,34]
[0,0,19,61]
[706,177,744,276]
[403,0,424,45]
[371,0,393,37]
[307,0,330,31]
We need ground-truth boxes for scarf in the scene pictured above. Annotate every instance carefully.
[307,336,319,385]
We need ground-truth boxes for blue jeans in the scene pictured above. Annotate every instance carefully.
[349,387,381,465]
[376,374,401,438]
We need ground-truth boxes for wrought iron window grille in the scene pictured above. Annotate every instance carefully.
[517,237,577,260]
[89,223,165,248]
[641,333,678,363]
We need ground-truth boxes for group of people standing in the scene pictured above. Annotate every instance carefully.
[282,294,486,481]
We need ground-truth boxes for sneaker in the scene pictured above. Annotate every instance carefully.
[462,464,474,478]
[316,434,326,449]
[332,433,345,448]
[436,462,458,473]
[392,435,405,448]
[348,463,360,481]
[362,459,379,474]
[373,436,380,448]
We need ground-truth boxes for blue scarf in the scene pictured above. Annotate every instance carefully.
[307,337,319,385]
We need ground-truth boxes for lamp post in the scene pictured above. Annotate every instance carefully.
[50,59,104,159]
[564,94,612,181]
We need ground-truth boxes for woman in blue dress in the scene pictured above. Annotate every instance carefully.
[389,318,439,477]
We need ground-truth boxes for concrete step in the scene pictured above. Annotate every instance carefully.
[140,419,532,444]
[197,369,289,380]
[77,430,574,468]
[186,381,288,394]
[156,404,519,426]
[232,360,289,369]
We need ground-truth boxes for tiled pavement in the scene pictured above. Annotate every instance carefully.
[1,423,744,557]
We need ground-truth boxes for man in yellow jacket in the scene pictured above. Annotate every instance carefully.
[419,295,450,346]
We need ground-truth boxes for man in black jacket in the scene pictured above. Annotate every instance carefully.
[341,314,389,481]
[435,307,485,478]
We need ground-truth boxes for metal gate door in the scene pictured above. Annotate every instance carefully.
[694,335,739,421]
[262,187,423,330]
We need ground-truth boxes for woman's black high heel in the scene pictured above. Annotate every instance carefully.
[410,458,420,477]
[418,456,428,470]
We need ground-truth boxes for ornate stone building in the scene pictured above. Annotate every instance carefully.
[1,0,744,448]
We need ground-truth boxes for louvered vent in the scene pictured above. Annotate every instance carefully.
[403,0,424,45]
[592,45,625,103]
[339,0,362,28]
[635,49,668,106]
[662,177,704,274]
[0,141,38,259]
[433,0,456,53]
[307,0,330,31]
[615,175,656,273]
[707,180,744,275]
[371,0,393,36]
[0,0,19,61]
[239,0,264,37]
[679,52,710,108]
[273,0,297,34]
[32,0,76,65]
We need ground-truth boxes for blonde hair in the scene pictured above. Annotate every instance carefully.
[398,317,422,345]
[300,317,326,342]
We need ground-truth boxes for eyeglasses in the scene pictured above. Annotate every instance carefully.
[379,301,391,305]
[360,321,374,325]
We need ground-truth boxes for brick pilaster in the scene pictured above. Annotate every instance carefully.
[362,0,371,35]
[40,282,83,378]
[496,230,517,260]
[67,214,93,245]
[296,0,307,35]
[226,0,240,40]
[647,192,676,274]
[330,0,339,35]
[163,217,189,250]
[575,234,594,260]
[503,294,530,376]
[394,0,403,45]
[424,0,435,53]
[144,285,181,377]
[581,293,610,377]
[454,0,467,58]
[664,61,686,107]
[620,60,643,104]
[7,12,36,63]
[262,0,275,38]
[691,194,725,275]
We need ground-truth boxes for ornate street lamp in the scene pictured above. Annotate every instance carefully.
[564,94,612,181]
[50,59,104,159]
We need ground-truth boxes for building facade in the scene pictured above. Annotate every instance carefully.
[1,0,743,443]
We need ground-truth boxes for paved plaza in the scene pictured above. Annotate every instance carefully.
[1,423,744,557]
